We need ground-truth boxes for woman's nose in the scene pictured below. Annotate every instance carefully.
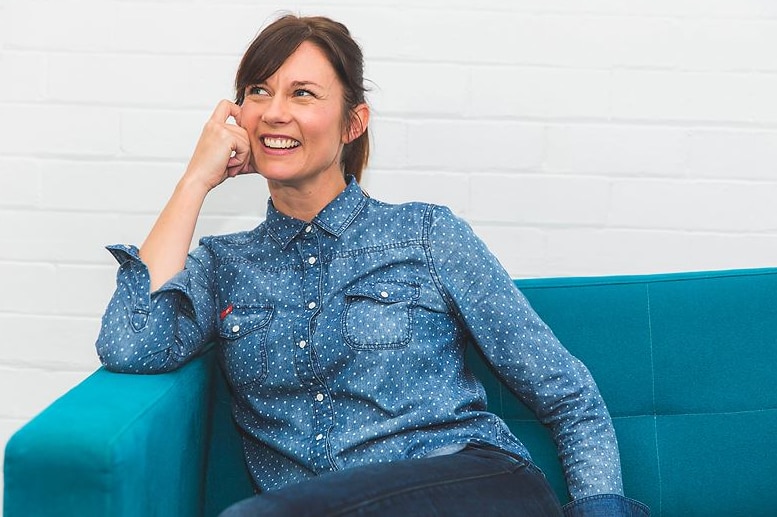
[261,95,291,124]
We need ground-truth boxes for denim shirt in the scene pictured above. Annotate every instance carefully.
[96,177,647,516]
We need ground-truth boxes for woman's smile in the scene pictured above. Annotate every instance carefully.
[260,134,302,153]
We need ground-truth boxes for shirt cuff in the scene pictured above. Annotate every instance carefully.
[563,494,650,517]
[106,243,191,295]
[105,243,195,329]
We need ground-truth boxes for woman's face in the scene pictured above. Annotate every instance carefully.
[240,41,351,188]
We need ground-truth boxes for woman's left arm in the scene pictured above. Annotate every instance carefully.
[425,205,648,516]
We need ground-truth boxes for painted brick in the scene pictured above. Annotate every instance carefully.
[318,6,410,61]
[5,1,118,52]
[120,108,209,160]
[0,104,120,156]
[0,314,101,370]
[0,3,6,47]
[545,124,688,177]
[367,62,469,117]
[0,51,47,102]
[47,54,236,109]
[0,209,156,264]
[0,158,41,207]
[397,10,537,66]
[545,228,777,277]
[688,129,777,180]
[611,70,777,124]
[469,174,610,226]
[110,4,275,56]
[38,160,182,213]
[0,367,91,420]
[679,20,777,72]
[500,0,777,18]
[469,66,611,119]
[53,264,121,318]
[470,224,548,278]
[406,120,544,172]
[199,174,269,217]
[367,118,408,170]
[0,262,59,314]
[610,17,681,69]
[609,179,777,233]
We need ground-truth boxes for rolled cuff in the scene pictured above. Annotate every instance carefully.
[105,243,195,330]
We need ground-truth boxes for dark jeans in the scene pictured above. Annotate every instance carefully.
[219,445,564,517]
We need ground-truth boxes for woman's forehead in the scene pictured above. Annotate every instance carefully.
[259,42,341,89]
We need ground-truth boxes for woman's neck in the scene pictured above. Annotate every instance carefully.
[267,173,348,222]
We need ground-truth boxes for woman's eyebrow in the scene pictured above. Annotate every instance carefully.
[290,80,325,89]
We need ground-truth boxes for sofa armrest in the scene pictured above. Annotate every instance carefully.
[4,352,215,517]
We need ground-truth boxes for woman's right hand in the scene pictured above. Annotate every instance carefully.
[183,99,257,192]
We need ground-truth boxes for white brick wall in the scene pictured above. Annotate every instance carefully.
[2,0,777,504]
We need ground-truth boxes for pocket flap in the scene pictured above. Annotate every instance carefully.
[219,305,273,339]
[345,280,419,303]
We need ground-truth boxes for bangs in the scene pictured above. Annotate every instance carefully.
[234,22,311,105]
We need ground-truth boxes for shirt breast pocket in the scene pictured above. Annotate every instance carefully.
[218,305,274,390]
[342,280,419,350]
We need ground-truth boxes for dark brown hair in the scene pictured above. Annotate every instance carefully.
[235,15,370,181]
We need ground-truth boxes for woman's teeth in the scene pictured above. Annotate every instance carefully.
[263,137,301,149]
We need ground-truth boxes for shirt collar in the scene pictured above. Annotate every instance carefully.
[265,176,368,249]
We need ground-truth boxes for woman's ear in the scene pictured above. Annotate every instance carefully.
[343,103,370,144]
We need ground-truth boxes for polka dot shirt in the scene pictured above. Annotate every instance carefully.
[96,177,624,500]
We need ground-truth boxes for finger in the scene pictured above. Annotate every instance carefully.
[234,103,243,128]
[230,142,253,174]
[223,124,255,173]
[209,99,242,124]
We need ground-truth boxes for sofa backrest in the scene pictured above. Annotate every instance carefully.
[464,268,777,516]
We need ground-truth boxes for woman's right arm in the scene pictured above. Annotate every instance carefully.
[96,101,256,373]
[141,100,255,291]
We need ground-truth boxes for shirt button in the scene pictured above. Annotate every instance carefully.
[298,340,307,349]
[305,225,313,233]
[315,393,325,402]
[315,433,324,441]
[231,325,240,333]
[380,291,389,298]
[308,301,317,310]
[308,256,317,265]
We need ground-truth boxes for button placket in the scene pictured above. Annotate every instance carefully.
[293,230,334,471]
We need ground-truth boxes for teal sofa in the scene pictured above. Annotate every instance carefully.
[5,268,777,516]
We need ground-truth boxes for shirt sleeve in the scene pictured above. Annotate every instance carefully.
[95,243,218,373]
[425,205,625,501]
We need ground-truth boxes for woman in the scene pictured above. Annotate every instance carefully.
[96,14,648,517]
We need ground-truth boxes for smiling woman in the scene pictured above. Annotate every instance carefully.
[94,13,648,517]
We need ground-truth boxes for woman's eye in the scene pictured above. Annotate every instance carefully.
[247,86,269,96]
[293,89,314,98]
